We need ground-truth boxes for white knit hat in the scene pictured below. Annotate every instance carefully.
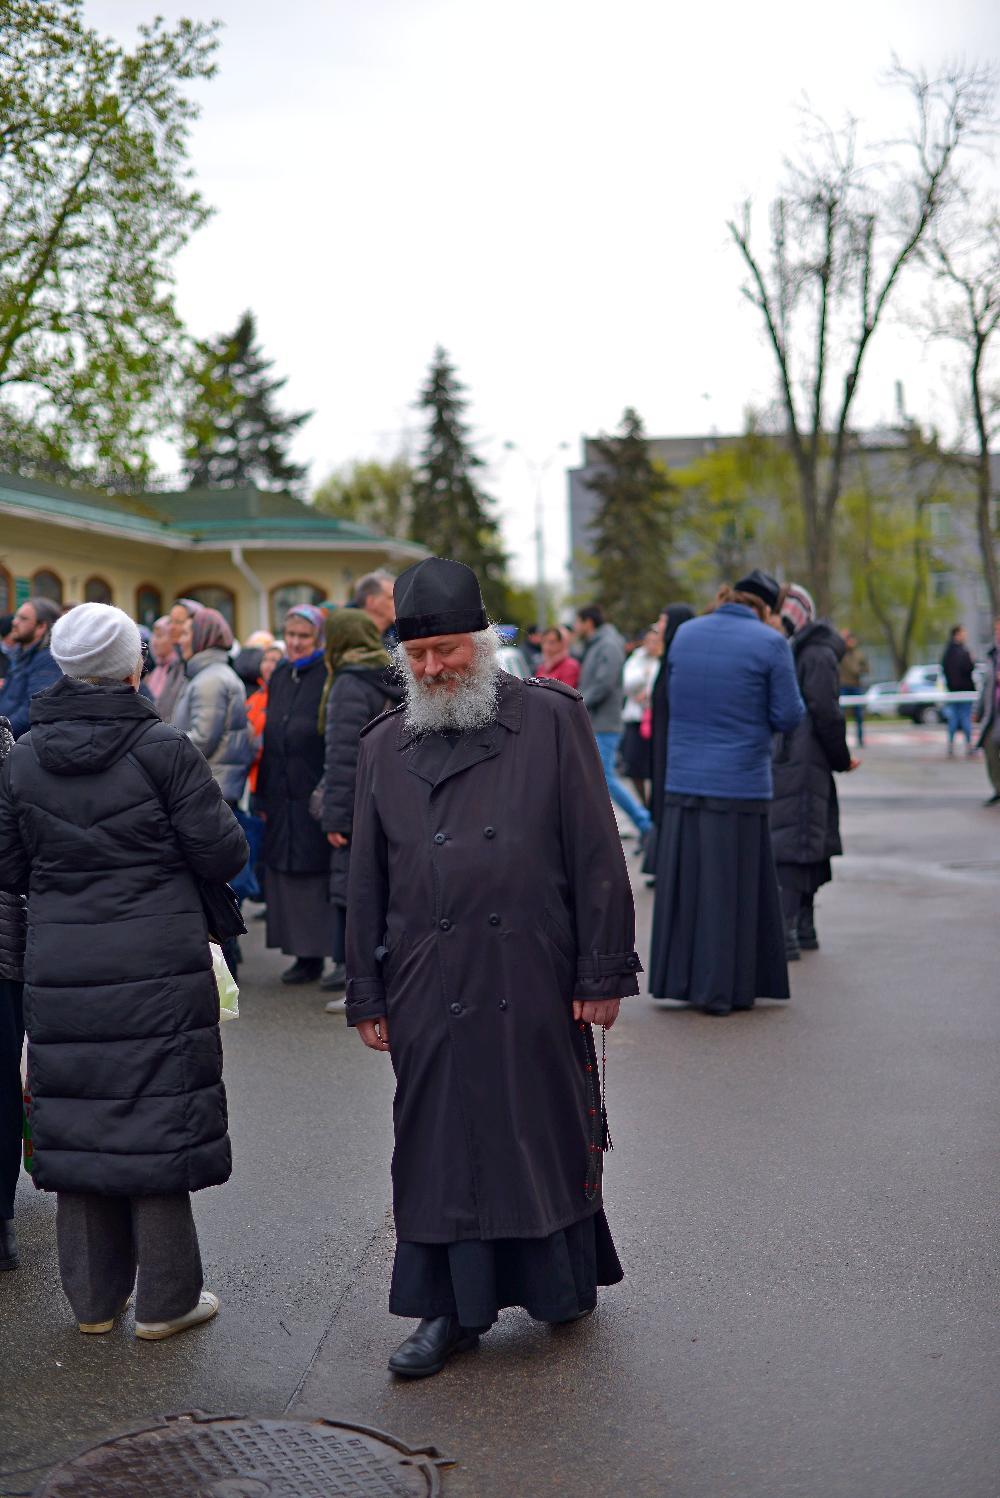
[51,603,143,681]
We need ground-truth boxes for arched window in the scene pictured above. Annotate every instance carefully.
[179,583,236,629]
[84,575,113,605]
[270,581,325,633]
[135,583,163,629]
[32,569,63,606]
[0,564,12,616]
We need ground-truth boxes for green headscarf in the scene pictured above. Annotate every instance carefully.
[318,608,391,731]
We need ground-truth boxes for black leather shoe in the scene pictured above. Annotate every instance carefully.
[785,918,801,962]
[548,1305,594,1326]
[0,1219,18,1271]
[388,1316,481,1378]
[281,959,324,985]
[320,963,346,993]
[797,907,819,951]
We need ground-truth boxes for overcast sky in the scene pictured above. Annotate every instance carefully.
[88,0,999,584]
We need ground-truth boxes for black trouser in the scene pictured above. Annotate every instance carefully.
[55,1191,204,1324]
[779,884,813,922]
[0,978,24,1222]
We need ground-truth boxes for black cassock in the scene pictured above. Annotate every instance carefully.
[346,673,641,1324]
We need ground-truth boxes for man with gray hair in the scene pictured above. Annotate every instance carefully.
[351,569,396,646]
[346,557,641,1379]
[0,598,62,739]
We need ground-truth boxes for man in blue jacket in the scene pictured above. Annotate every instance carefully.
[0,599,62,739]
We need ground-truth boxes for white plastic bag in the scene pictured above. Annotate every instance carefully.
[210,942,240,1021]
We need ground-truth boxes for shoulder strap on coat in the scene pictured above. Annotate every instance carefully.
[360,701,406,738]
[526,676,582,701]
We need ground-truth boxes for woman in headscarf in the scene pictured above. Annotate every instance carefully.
[145,616,178,704]
[648,572,804,1016]
[158,599,204,722]
[770,584,857,960]
[641,604,695,882]
[318,610,404,1010]
[256,605,335,985]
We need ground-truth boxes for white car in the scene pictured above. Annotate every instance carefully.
[863,681,901,718]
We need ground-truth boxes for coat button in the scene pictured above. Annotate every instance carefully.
[488,914,501,926]
[439,918,452,932]
[434,833,446,845]
[483,826,496,839]
[499,998,508,1011]
[450,1002,463,1016]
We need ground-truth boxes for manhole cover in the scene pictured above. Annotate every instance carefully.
[35,1411,452,1498]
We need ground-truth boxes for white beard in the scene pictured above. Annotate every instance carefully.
[392,630,501,735]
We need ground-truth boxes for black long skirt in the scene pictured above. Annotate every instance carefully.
[389,1210,623,1328]
[649,793,789,1014]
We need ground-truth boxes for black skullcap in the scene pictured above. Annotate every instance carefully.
[393,557,488,642]
[735,568,781,612]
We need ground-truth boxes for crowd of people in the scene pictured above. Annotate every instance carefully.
[0,560,997,1370]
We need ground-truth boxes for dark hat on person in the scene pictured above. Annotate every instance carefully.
[735,568,781,612]
[393,557,488,642]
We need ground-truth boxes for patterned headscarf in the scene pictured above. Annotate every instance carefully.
[285,603,325,642]
[780,584,816,637]
[190,606,234,655]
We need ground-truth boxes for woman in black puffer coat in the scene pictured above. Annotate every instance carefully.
[770,586,855,959]
[317,610,403,1006]
[0,603,248,1337]
[0,716,26,1271]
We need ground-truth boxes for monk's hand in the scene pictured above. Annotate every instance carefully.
[573,998,621,1030]
[357,1017,390,1052]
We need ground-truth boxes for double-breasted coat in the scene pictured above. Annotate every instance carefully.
[345,672,641,1245]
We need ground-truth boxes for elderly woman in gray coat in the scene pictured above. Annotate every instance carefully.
[172,608,255,803]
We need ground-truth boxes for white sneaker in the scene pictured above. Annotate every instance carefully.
[324,996,348,1014]
[79,1291,133,1335]
[135,1289,219,1341]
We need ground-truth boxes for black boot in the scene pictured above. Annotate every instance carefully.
[320,963,346,993]
[785,917,801,962]
[0,1219,18,1271]
[388,1315,481,1379]
[797,904,819,951]
[281,958,324,985]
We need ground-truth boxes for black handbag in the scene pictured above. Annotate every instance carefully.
[124,749,247,944]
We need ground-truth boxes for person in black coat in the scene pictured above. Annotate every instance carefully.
[257,605,334,984]
[940,624,976,756]
[0,716,26,1272]
[0,604,248,1338]
[347,559,641,1379]
[770,585,856,960]
[318,609,403,1006]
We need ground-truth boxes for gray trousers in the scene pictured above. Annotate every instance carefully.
[56,1192,203,1324]
[985,736,1000,797]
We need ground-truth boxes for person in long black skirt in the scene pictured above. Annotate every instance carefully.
[770,585,857,960]
[649,572,804,1016]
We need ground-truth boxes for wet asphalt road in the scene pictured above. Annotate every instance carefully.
[1,724,998,1497]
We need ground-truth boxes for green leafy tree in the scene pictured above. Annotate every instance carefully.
[181,311,312,491]
[0,0,219,479]
[313,457,414,537]
[585,408,682,637]
[409,347,509,616]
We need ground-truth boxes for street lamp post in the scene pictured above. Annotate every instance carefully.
[504,440,570,629]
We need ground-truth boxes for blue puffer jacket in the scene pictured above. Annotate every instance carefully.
[0,644,62,740]
[667,604,804,800]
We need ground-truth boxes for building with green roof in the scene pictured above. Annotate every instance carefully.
[0,472,427,633]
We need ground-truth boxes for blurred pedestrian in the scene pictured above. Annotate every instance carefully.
[839,629,869,748]
[522,624,544,671]
[158,598,203,722]
[145,615,181,710]
[347,558,639,1378]
[940,625,976,757]
[351,571,397,647]
[173,607,255,979]
[0,603,247,1339]
[649,571,804,1015]
[0,599,62,739]
[231,629,277,695]
[0,716,26,1272]
[771,585,857,960]
[620,626,662,809]
[257,605,336,984]
[641,604,695,881]
[974,615,1000,805]
[536,626,580,688]
[575,605,651,842]
[246,645,284,797]
[318,610,403,1010]
[0,614,16,687]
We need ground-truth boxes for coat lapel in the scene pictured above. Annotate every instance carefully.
[398,672,522,790]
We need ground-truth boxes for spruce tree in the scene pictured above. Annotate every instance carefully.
[409,348,509,617]
[586,408,682,637]
[181,311,311,491]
